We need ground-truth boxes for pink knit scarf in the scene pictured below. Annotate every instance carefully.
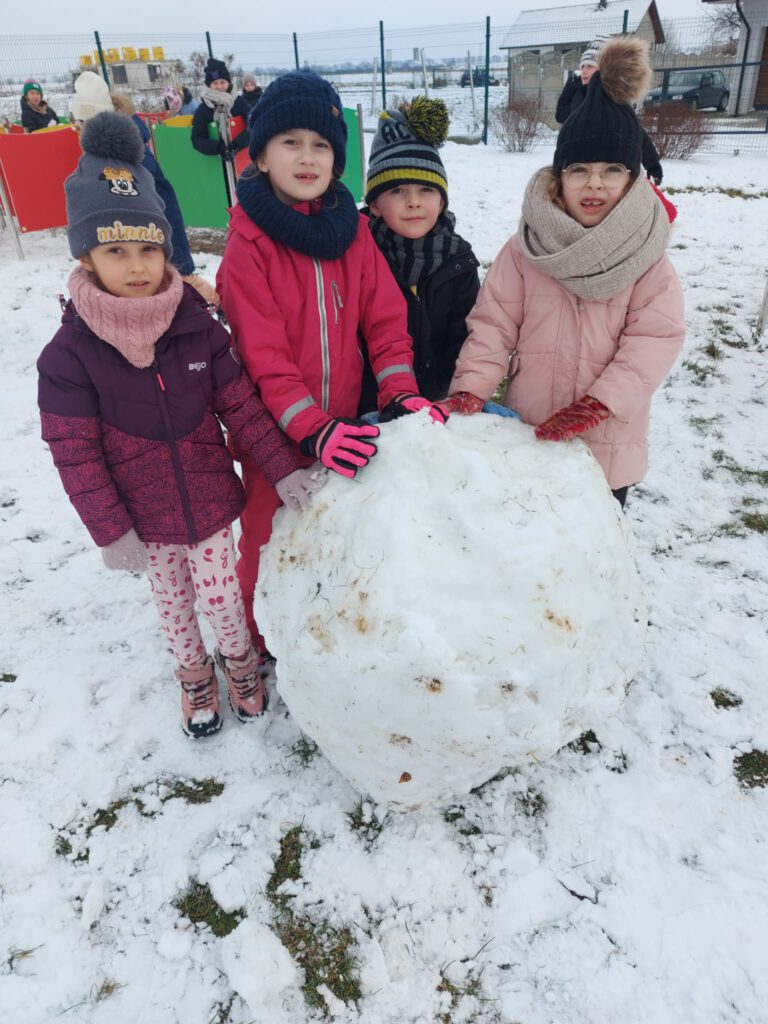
[68,264,184,368]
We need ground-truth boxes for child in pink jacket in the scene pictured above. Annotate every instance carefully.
[443,38,685,507]
[217,70,446,649]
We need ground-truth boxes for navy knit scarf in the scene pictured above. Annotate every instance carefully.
[236,170,360,260]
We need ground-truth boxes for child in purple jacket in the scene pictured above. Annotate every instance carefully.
[37,112,322,738]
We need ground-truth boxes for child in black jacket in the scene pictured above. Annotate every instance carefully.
[358,98,480,412]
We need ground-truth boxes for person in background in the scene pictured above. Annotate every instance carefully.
[111,91,151,145]
[556,44,664,185]
[72,71,218,304]
[191,58,249,161]
[360,97,480,413]
[232,73,262,123]
[38,113,319,736]
[163,86,183,116]
[216,70,447,651]
[442,38,685,510]
[20,80,59,132]
[179,87,199,116]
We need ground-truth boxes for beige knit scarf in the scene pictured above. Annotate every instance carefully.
[518,169,670,300]
[68,265,184,368]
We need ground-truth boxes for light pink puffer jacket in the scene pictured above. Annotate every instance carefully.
[449,234,685,488]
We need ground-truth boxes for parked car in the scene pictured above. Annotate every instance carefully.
[644,69,730,111]
[460,67,500,88]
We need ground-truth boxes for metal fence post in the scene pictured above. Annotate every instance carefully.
[482,16,491,145]
[622,9,629,33]
[379,21,387,110]
[94,31,110,86]
[293,33,300,70]
[205,31,213,59]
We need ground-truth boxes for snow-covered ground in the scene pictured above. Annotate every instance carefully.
[1,142,767,1024]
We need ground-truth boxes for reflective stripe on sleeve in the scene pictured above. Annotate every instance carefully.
[376,364,413,383]
[279,395,317,431]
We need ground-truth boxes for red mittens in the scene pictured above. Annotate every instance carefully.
[435,391,485,417]
[534,395,610,442]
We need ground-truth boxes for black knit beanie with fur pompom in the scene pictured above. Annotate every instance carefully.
[553,37,653,174]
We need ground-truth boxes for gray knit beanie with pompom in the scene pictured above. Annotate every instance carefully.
[65,111,172,259]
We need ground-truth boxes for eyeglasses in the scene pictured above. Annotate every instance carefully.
[562,163,631,187]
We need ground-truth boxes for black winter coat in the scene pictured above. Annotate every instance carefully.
[554,75,663,183]
[20,97,59,132]
[191,100,249,157]
[358,227,480,413]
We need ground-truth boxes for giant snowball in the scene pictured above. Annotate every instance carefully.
[256,413,645,809]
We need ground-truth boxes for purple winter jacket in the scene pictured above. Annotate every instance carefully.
[38,284,299,547]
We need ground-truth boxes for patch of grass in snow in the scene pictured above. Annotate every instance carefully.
[173,882,244,938]
[289,735,319,768]
[266,825,362,1014]
[166,777,225,804]
[688,413,724,436]
[567,729,602,754]
[683,359,720,386]
[54,776,225,862]
[711,450,768,488]
[7,946,42,971]
[699,339,723,360]
[92,978,124,1002]
[1,672,17,682]
[733,749,768,789]
[443,804,483,837]
[346,800,388,848]
[665,185,768,199]
[437,966,499,1023]
[516,787,547,817]
[710,688,743,709]
[209,994,236,1023]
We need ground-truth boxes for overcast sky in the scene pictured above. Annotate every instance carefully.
[5,0,713,35]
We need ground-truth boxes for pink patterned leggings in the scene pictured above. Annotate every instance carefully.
[145,526,250,669]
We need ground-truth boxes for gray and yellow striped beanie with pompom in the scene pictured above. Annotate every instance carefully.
[365,97,449,205]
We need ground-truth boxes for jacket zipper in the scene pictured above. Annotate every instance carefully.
[151,359,198,544]
[331,280,344,324]
[313,258,331,411]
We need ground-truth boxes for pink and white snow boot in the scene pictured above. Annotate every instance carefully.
[176,657,223,739]
[214,646,269,721]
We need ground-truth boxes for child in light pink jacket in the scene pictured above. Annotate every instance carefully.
[442,38,685,507]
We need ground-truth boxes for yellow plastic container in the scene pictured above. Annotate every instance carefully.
[152,46,165,61]
[80,54,94,66]
[122,47,137,62]
[138,48,150,62]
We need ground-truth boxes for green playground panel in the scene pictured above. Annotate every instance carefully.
[341,107,364,204]
[153,121,230,229]
[152,106,365,230]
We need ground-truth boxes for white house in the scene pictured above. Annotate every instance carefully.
[500,0,666,55]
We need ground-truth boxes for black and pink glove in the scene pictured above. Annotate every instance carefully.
[379,393,448,424]
[300,418,380,479]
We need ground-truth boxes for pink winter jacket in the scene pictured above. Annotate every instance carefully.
[450,235,685,488]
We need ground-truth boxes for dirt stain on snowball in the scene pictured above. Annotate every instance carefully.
[388,734,412,747]
[544,608,578,633]
[307,613,336,651]
[398,772,412,784]
[421,677,443,693]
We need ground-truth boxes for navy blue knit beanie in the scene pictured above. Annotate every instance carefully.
[248,70,347,172]
[205,58,231,86]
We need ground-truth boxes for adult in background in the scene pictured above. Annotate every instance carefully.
[71,71,217,304]
[232,74,262,123]
[191,58,249,161]
[179,87,199,116]
[556,45,664,186]
[20,80,59,132]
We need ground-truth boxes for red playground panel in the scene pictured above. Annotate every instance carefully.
[0,127,82,232]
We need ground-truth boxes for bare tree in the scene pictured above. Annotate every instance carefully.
[707,4,741,54]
